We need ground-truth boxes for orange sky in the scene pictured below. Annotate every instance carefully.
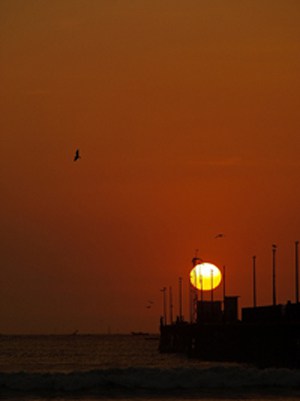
[1,0,300,334]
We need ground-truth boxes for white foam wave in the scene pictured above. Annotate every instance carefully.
[1,366,300,394]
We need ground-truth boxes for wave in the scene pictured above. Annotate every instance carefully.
[1,366,300,395]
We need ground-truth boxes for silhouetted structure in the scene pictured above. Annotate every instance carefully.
[160,300,300,368]
[296,241,299,304]
[159,247,300,369]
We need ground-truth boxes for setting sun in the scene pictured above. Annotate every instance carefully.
[190,263,222,291]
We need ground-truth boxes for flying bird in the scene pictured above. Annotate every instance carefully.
[214,233,224,239]
[73,149,81,161]
[146,300,154,309]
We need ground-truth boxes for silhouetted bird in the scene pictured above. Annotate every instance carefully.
[146,300,154,309]
[73,149,81,161]
[214,233,224,239]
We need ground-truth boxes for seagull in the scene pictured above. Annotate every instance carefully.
[146,300,154,309]
[214,233,224,239]
[73,149,81,161]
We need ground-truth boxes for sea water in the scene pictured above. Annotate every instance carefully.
[0,334,300,401]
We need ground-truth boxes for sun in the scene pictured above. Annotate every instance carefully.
[190,262,222,291]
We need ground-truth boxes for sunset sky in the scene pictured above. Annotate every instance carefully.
[1,0,300,334]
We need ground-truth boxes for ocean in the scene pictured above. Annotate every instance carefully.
[0,334,300,401]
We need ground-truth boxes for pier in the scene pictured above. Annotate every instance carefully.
[159,301,300,368]
[159,247,300,369]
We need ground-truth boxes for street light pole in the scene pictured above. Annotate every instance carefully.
[179,277,183,321]
[253,256,257,308]
[272,244,277,306]
[223,265,226,303]
[161,287,167,325]
[296,241,299,304]
[169,286,173,324]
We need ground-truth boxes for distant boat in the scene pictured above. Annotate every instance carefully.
[131,331,149,336]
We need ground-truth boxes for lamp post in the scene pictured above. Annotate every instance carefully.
[253,256,257,308]
[169,286,173,324]
[296,241,299,304]
[190,252,202,323]
[161,287,167,325]
[210,268,214,303]
[222,265,226,304]
[200,271,203,302]
[179,277,183,321]
[272,244,277,306]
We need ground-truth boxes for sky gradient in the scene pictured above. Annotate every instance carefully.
[1,0,300,334]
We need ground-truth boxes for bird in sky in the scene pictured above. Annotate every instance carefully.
[214,233,224,239]
[146,300,154,309]
[73,149,81,161]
